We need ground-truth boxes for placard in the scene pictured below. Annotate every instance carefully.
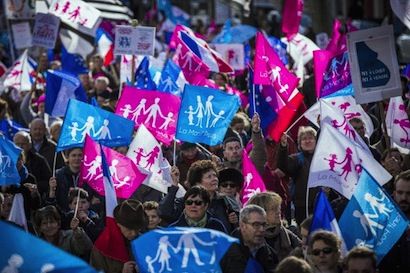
[11,22,32,49]
[347,25,402,104]
[5,0,35,19]
[115,26,156,56]
[213,44,245,70]
[32,13,60,49]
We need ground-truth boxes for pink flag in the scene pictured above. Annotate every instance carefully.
[326,19,345,54]
[169,24,195,50]
[281,0,304,40]
[241,150,266,205]
[115,86,181,145]
[226,85,249,109]
[386,96,410,151]
[254,32,299,102]
[172,37,210,82]
[308,123,391,199]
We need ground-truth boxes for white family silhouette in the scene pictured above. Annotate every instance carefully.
[145,232,217,273]
[242,172,262,200]
[0,150,12,174]
[1,254,55,273]
[184,95,225,129]
[119,98,175,130]
[68,117,112,142]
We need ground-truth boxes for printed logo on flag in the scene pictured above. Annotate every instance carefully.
[386,96,410,150]
[176,85,240,146]
[116,86,181,145]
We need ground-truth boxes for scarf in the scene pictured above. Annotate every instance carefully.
[185,212,208,228]
[265,225,293,260]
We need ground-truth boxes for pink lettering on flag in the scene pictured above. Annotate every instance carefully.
[281,0,304,40]
[241,150,266,205]
[116,86,181,145]
[254,32,299,102]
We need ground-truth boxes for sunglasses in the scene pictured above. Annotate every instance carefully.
[311,247,334,256]
[220,183,237,188]
[185,200,204,206]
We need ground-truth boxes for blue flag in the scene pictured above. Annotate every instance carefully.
[57,99,134,151]
[339,169,409,263]
[0,220,99,273]
[248,69,277,135]
[132,227,238,273]
[157,60,184,96]
[0,135,21,186]
[176,85,240,146]
[0,119,29,140]
[267,36,288,65]
[45,70,87,117]
[61,45,88,75]
[134,57,157,90]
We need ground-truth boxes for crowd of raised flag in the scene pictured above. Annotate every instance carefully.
[0,0,409,272]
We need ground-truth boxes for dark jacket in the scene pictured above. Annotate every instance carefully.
[159,185,240,233]
[169,212,227,233]
[44,166,79,212]
[35,136,65,171]
[62,210,102,242]
[378,232,410,273]
[176,149,209,183]
[277,146,320,224]
[264,225,301,261]
[24,148,52,196]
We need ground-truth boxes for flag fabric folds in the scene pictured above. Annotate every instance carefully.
[96,28,114,67]
[308,123,391,199]
[2,50,35,92]
[116,86,181,145]
[134,57,157,90]
[45,70,87,117]
[281,0,304,40]
[157,59,186,96]
[241,150,266,205]
[0,119,29,140]
[93,145,130,263]
[339,169,408,263]
[7,193,28,231]
[176,85,240,146]
[87,0,134,21]
[385,96,410,152]
[57,99,134,151]
[132,227,238,273]
[0,135,21,186]
[0,220,99,273]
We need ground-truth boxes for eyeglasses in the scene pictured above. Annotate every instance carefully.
[185,200,204,206]
[244,221,267,229]
[311,247,334,256]
[220,183,236,188]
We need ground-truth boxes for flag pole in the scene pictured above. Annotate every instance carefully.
[196,143,213,156]
[130,19,139,86]
[52,151,57,177]
[74,189,81,218]
[173,140,177,166]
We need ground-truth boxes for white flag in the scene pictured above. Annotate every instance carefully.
[385,96,410,153]
[127,125,185,197]
[8,193,28,231]
[2,50,35,92]
[281,33,320,65]
[308,123,391,199]
[304,96,374,137]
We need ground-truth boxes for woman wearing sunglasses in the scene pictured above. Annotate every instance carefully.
[308,230,342,273]
[169,186,227,233]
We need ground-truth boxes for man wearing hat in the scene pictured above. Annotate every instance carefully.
[90,199,148,273]
[176,141,210,184]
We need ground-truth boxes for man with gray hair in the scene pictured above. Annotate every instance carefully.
[220,205,278,272]
[13,131,51,196]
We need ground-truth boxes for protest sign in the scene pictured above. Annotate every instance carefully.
[11,22,32,49]
[32,13,60,49]
[115,25,156,56]
[213,44,245,70]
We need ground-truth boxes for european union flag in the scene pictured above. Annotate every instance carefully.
[57,99,134,151]
[0,135,21,186]
[0,119,28,140]
[0,220,99,273]
[248,69,277,134]
[176,85,240,146]
[339,169,409,263]
[45,70,87,117]
[135,57,157,90]
[132,227,238,273]
[61,45,88,75]
[158,60,183,96]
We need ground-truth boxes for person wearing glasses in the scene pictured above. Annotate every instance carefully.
[169,186,226,233]
[223,205,278,272]
[308,230,342,273]
[247,192,301,261]
[218,168,244,206]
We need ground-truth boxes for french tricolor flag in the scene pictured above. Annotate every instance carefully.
[96,28,114,67]
[177,30,233,73]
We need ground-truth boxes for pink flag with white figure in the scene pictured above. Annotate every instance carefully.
[3,49,35,91]
[126,125,186,198]
[386,96,410,152]
[115,86,181,145]
[308,123,391,199]
[254,32,299,102]
[241,150,266,205]
[79,135,147,199]
[281,0,304,40]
